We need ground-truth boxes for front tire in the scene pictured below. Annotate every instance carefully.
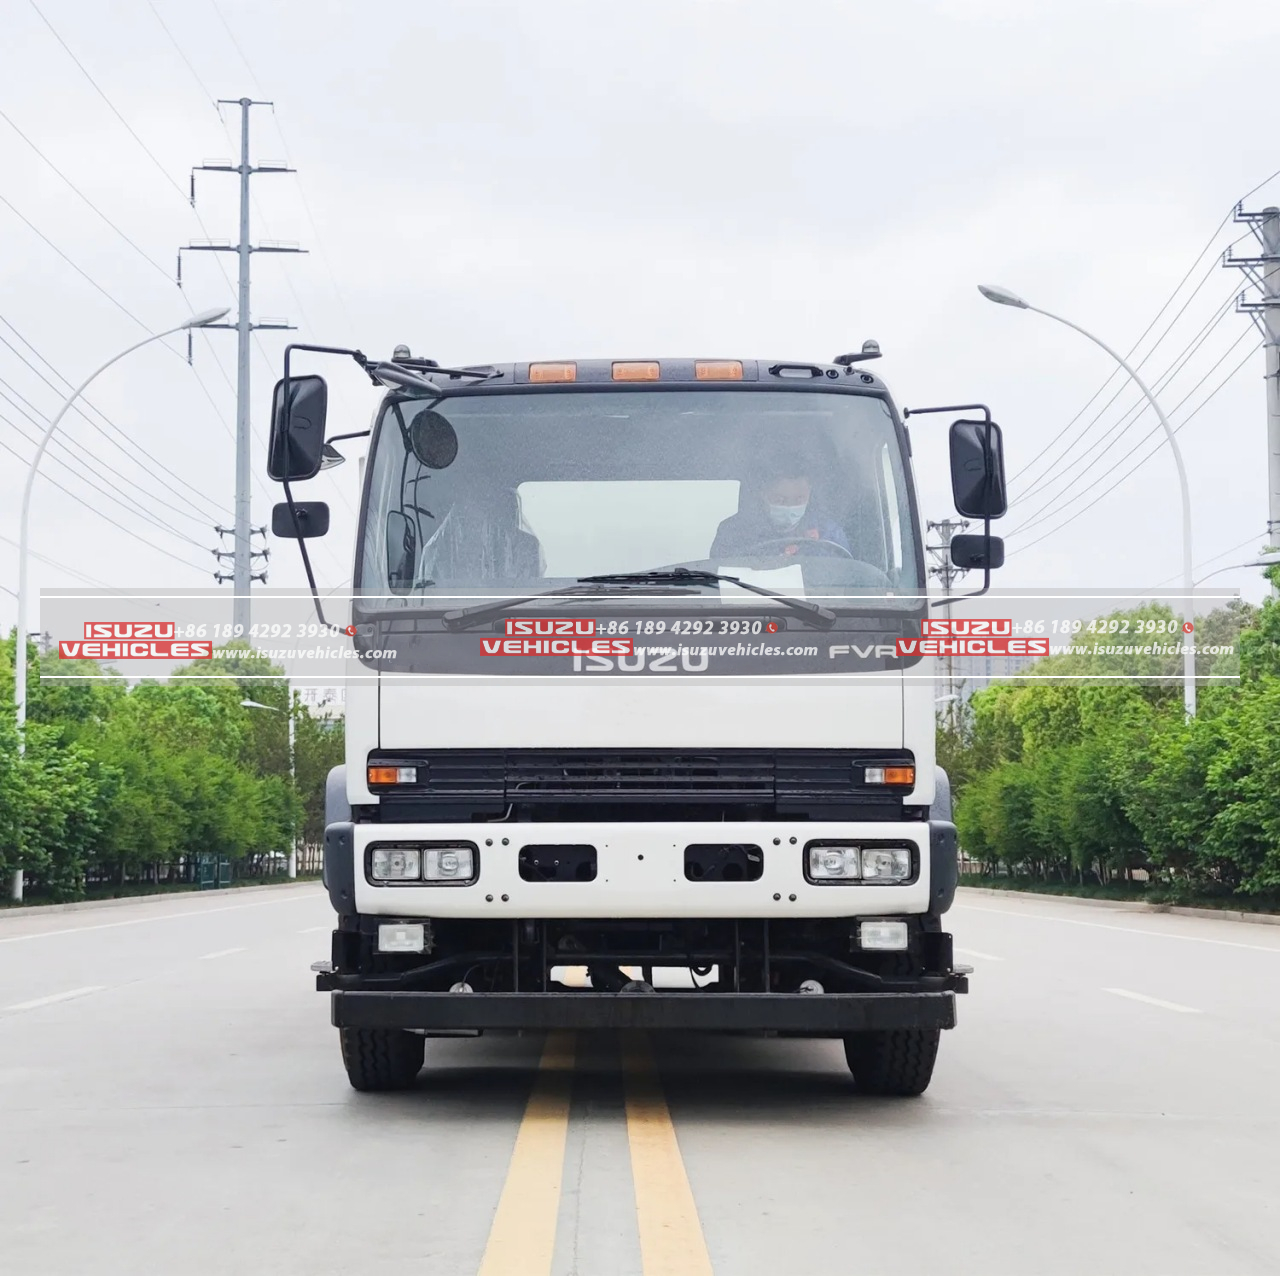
[843,1029,940,1096]
[339,1027,425,1092]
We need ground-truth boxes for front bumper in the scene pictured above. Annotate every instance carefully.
[330,988,959,1033]
[328,819,958,920]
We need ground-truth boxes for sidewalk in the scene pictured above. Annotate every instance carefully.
[958,884,1280,927]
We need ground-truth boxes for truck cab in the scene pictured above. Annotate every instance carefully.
[268,350,1007,1096]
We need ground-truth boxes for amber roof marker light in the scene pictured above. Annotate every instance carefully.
[612,361,661,381]
[528,362,577,383]
[695,360,743,380]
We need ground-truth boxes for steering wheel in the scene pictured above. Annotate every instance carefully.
[736,537,855,559]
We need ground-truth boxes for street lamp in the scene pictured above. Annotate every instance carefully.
[1192,552,1280,587]
[979,284,1197,719]
[7,306,229,902]
[240,697,298,880]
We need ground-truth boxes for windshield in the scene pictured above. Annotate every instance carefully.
[356,388,923,611]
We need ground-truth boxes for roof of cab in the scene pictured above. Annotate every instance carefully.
[392,356,886,394]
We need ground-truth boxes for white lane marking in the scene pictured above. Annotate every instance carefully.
[954,947,1003,961]
[1104,987,1202,1015]
[199,947,246,960]
[5,985,105,1012]
[298,926,329,933]
[0,893,317,945]
[955,903,1280,954]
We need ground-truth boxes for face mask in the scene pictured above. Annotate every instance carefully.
[767,502,808,531]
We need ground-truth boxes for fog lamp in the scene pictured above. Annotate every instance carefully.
[378,922,425,953]
[859,920,909,951]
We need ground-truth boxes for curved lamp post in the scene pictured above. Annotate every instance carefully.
[978,284,1197,719]
[8,307,229,901]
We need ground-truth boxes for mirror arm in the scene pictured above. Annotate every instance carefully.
[905,403,996,611]
[281,343,374,445]
[901,402,992,423]
[325,429,371,445]
[931,514,992,609]
[281,477,342,632]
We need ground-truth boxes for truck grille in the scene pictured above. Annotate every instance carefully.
[367,749,914,807]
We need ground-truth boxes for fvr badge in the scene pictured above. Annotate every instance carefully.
[828,643,898,659]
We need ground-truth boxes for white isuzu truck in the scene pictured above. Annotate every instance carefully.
[266,345,1006,1096]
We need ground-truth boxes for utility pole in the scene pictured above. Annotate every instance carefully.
[1223,204,1280,592]
[926,518,969,727]
[179,97,304,633]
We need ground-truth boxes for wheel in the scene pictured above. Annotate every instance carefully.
[339,1027,425,1092]
[843,1029,940,1096]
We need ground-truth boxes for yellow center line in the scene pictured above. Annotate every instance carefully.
[477,1031,576,1276]
[622,1030,715,1276]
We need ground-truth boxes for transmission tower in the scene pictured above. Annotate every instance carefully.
[179,97,305,632]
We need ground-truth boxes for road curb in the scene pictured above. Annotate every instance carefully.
[957,885,1280,927]
[0,879,323,920]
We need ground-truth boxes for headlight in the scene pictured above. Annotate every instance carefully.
[805,843,914,884]
[808,845,861,880]
[861,847,912,882]
[371,847,421,880]
[424,846,476,883]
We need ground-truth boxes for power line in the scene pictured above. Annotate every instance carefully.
[1011,324,1257,539]
[1009,232,1240,490]
[145,0,218,107]
[0,319,230,519]
[0,382,214,528]
[0,105,174,280]
[268,104,357,329]
[1009,340,1261,555]
[0,418,214,552]
[1013,161,1280,491]
[1014,264,1244,505]
[27,0,190,203]
[0,529,116,590]
[0,433,211,571]
[1148,532,1272,588]
[0,530,198,627]
[0,193,153,332]
[1009,289,1243,527]
[208,0,263,93]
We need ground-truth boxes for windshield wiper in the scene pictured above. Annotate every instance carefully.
[578,568,836,629]
[440,582,699,631]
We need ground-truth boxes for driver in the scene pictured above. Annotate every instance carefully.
[710,454,850,559]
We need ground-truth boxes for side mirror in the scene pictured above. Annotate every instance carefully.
[950,533,1004,570]
[272,501,330,539]
[949,419,1007,519]
[268,374,329,481]
[386,511,417,594]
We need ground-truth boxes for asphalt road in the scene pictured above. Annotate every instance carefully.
[2,885,1278,1276]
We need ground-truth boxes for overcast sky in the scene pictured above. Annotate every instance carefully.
[3,0,1280,637]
